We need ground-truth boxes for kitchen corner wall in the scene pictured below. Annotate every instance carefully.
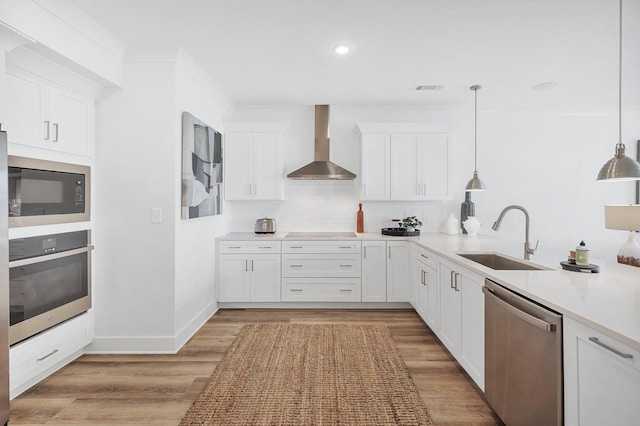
[225,105,640,260]
[92,49,228,353]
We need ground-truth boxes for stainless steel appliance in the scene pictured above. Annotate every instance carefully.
[8,156,90,227]
[0,131,10,424]
[483,279,563,425]
[9,230,92,345]
[254,218,276,234]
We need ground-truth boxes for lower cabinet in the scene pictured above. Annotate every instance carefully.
[564,316,640,426]
[415,247,438,331]
[362,241,387,302]
[10,313,91,398]
[386,241,410,302]
[436,256,485,390]
[218,241,282,302]
[282,278,361,302]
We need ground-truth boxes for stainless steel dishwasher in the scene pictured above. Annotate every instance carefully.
[483,279,563,426]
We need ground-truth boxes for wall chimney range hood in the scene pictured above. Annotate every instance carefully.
[287,105,356,180]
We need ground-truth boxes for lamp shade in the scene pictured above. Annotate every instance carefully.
[605,204,640,230]
[597,144,640,181]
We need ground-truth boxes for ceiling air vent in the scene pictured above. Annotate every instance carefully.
[416,85,443,91]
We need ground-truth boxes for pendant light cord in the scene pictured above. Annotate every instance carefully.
[474,86,478,172]
[618,0,622,145]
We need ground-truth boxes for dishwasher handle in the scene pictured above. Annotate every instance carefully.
[483,286,556,332]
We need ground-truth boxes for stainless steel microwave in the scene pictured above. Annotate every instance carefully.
[8,156,90,227]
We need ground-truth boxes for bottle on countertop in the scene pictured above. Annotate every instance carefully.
[357,203,364,233]
[575,241,589,266]
[460,192,475,234]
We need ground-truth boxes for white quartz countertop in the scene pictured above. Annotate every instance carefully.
[217,231,640,350]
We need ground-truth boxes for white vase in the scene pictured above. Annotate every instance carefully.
[443,213,459,235]
[462,216,482,236]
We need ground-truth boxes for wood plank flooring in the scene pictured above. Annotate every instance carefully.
[10,309,502,425]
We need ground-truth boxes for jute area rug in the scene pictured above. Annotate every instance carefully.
[180,323,433,425]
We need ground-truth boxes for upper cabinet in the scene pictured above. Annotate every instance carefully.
[3,49,100,157]
[355,123,451,201]
[224,123,288,200]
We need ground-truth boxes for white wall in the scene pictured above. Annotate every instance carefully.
[225,105,640,260]
[173,50,227,344]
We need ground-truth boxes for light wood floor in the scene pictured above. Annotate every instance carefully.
[10,309,502,425]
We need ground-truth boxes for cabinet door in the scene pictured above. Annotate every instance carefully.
[49,83,93,156]
[386,241,409,302]
[564,317,640,426]
[362,241,387,302]
[361,134,390,200]
[4,66,48,147]
[416,261,428,320]
[249,254,281,302]
[218,255,250,302]
[252,133,283,200]
[420,134,449,199]
[459,270,485,390]
[424,263,439,332]
[390,134,421,200]
[438,259,461,357]
[224,133,253,200]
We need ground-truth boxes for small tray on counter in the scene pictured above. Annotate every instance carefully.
[560,261,600,273]
[381,228,420,237]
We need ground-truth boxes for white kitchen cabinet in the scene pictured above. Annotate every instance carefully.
[415,247,438,331]
[218,241,281,302]
[360,133,391,200]
[362,241,387,302]
[10,313,91,398]
[224,123,287,200]
[4,64,94,156]
[564,316,640,426]
[437,256,484,390]
[386,241,410,302]
[390,133,449,200]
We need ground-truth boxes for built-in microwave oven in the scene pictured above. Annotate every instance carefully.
[8,156,90,227]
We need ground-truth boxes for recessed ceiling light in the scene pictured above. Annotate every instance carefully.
[416,85,444,91]
[332,43,350,55]
[532,81,558,91]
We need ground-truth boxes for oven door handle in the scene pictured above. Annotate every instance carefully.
[483,286,556,332]
[9,245,94,267]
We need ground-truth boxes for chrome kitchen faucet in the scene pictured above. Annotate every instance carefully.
[491,205,539,260]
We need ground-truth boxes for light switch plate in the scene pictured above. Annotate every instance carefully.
[151,207,162,224]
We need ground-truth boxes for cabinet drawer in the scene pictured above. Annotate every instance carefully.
[282,278,361,302]
[415,246,437,270]
[10,316,90,397]
[282,241,361,254]
[219,241,281,254]
[282,254,361,277]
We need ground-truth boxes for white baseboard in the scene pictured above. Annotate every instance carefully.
[218,302,412,309]
[86,302,218,354]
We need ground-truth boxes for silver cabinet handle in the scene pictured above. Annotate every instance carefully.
[290,264,303,267]
[450,270,455,289]
[454,272,460,291]
[259,246,272,249]
[251,260,254,271]
[339,289,352,292]
[37,349,59,361]
[228,246,241,249]
[245,260,248,272]
[53,123,59,142]
[44,121,50,140]
[423,183,426,196]
[339,246,352,249]
[421,270,426,285]
[482,287,556,332]
[420,254,429,259]
[339,264,352,267]
[290,246,303,249]
[388,247,391,259]
[588,337,633,359]
[363,246,367,258]
[290,289,303,292]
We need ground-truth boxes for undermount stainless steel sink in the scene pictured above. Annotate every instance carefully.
[458,253,550,271]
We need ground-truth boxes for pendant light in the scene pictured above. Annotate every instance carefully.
[597,0,640,181]
[466,85,487,191]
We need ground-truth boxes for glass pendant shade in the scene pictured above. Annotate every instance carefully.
[597,143,640,181]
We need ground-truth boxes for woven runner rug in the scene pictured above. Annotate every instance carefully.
[180,323,433,425]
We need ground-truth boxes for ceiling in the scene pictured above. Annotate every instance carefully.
[68,0,640,111]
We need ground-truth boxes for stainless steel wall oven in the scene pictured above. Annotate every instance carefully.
[8,156,90,227]
[9,230,93,345]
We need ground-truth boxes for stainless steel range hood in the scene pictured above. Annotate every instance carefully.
[287,105,356,180]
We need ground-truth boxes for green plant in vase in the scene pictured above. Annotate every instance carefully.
[401,216,422,231]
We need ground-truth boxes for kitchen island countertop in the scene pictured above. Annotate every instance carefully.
[217,231,640,350]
